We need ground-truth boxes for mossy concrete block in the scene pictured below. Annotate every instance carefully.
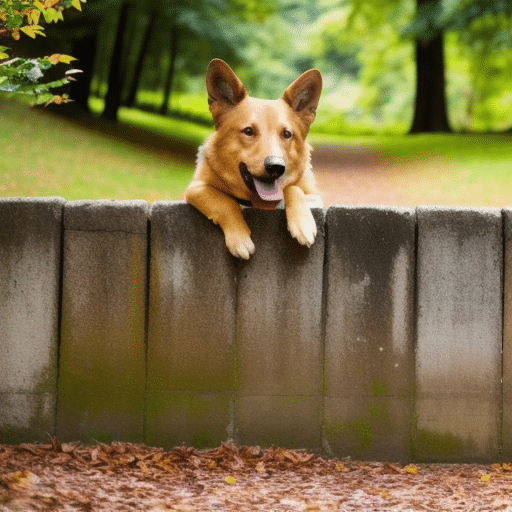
[237,395,322,449]
[145,391,233,449]
[146,202,236,446]
[500,209,512,458]
[236,208,325,450]
[57,200,148,443]
[324,206,415,461]
[325,397,410,461]
[0,197,64,442]
[415,206,502,462]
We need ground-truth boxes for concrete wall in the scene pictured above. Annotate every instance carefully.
[1,198,510,462]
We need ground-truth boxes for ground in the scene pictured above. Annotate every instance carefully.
[311,143,457,208]
[2,441,512,511]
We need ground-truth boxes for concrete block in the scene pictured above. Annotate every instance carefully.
[501,209,512,458]
[57,200,148,443]
[0,197,64,442]
[415,206,502,462]
[237,395,322,448]
[145,391,233,449]
[324,206,415,461]
[146,202,236,447]
[236,208,325,449]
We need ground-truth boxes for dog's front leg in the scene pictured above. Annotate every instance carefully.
[284,185,317,248]
[185,182,255,259]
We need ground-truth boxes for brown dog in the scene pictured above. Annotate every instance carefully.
[185,59,322,259]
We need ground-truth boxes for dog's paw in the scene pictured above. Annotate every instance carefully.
[287,208,317,247]
[225,231,255,260]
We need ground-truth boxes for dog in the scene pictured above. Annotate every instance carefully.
[185,59,323,259]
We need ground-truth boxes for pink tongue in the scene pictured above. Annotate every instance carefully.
[253,178,284,201]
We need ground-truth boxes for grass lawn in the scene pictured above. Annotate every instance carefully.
[0,98,202,202]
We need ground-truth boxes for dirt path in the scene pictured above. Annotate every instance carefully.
[311,144,401,207]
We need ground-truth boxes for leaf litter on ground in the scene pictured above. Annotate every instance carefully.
[2,440,512,510]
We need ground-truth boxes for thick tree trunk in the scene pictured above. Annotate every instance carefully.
[125,11,157,108]
[102,2,130,121]
[410,0,451,133]
[159,28,179,116]
[69,35,97,112]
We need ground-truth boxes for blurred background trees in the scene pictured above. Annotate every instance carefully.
[3,0,512,134]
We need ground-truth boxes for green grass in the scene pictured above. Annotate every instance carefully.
[88,97,212,146]
[0,98,199,202]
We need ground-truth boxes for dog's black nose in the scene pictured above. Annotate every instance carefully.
[264,156,286,180]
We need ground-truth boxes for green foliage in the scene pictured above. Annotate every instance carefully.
[0,0,85,105]
[403,0,512,41]
[0,54,80,104]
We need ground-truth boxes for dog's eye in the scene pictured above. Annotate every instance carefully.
[283,129,293,139]
[242,127,255,136]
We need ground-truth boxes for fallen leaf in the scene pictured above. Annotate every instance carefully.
[404,464,419,475]
[481,474,491,482]
[1,470,39,490]
[256,461,266,473]
[381,462,403,474]
[335,462,349,472]
[205,459,216,469]
[225,476,237,485]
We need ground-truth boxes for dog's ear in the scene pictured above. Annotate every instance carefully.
[206,59,247,124]
[282,69,322,127]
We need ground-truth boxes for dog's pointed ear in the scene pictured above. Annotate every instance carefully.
[282,69,322,127]
[206,59,247,124]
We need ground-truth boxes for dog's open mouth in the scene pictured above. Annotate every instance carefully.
[239,162,284,201]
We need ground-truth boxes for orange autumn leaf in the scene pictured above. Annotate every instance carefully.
[48,54,76,65]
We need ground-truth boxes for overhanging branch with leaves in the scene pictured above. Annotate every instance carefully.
[0,0,86,105]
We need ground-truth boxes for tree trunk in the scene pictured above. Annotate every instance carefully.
[410,0,451,133]
[159,28,179,116]
[125,11,157,107]
[102,2,130,121]
[69,35,97,112]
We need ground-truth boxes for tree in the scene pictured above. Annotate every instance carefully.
[159,27,179,115]
[409,0,450,132]
[404,0,512,132]
[0,0,86,105]
[101,0,129,120]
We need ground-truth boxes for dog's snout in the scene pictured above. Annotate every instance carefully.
[264,156,286,180]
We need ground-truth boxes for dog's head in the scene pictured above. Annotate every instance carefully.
[205,59,322,206]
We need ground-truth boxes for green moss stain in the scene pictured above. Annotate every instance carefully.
[326,417,373,452]
[325,397,401,455]
[145,392,232,449]
[355,418,373,449]
[410,413,475,461]
[371,381,389,397]
[415,428,466,459]
[368,403,389,421]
